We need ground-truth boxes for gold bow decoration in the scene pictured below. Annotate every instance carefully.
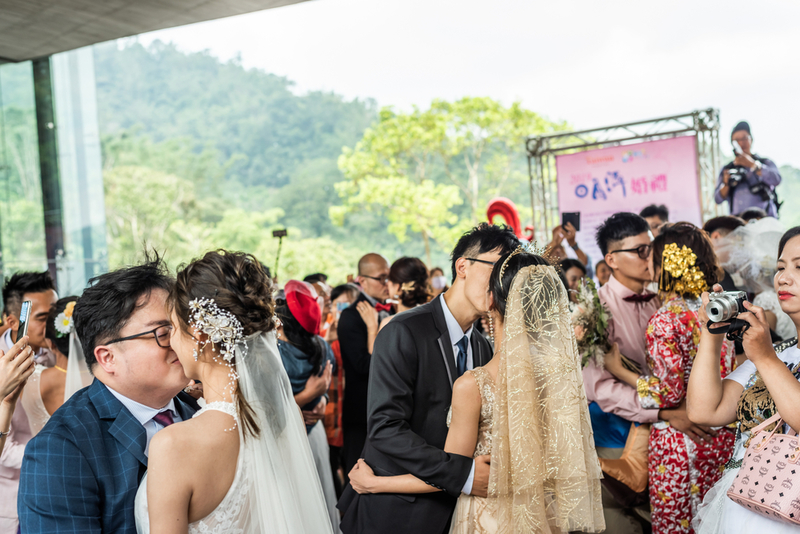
[400,281,416,293]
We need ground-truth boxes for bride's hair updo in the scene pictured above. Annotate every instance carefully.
[489,251,552,318]
[172,249,275,437]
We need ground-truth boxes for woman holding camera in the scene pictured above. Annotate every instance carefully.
[605,222,737,533]
[688,226,800,533]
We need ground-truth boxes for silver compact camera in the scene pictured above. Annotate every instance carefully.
[706,291,748,324]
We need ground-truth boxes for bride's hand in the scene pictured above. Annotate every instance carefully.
[349,459,379,494]
[183,380,204,400]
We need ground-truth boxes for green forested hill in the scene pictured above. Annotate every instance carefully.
[93,41,433,279]
[94,40,375,190]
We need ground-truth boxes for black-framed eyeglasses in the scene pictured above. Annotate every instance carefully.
[609,244,652,260]
[465,258,496,267]
[106,325,173,348]
[361,274,389,285]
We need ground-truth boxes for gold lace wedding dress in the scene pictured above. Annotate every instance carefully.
[448,265,604,534]
[450,367,497,534]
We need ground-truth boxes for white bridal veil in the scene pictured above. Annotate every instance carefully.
[236,331,333,533]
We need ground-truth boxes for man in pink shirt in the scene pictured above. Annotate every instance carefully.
[584,213,713,534]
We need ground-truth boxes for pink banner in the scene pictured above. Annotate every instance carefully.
[555,136,701,266]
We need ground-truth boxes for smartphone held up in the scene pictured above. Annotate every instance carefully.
[15,300,31,344]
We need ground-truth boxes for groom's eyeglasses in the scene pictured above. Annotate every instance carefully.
[465,258,496,267]
[608,244,652,260]
[106,325,173,348]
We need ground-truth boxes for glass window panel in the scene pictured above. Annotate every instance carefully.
[0,62,49,279]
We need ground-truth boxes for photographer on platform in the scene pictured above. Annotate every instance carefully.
[715,121,782,217]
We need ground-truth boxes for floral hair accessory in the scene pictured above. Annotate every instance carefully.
[400,281,416,293]
[54,301,77,338]
[187,297,246,363]
[661,243,708,298]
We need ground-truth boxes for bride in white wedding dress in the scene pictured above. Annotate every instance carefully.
[134,250,333,534]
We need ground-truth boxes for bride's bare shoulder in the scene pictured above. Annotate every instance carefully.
[452,372,481,407]
[150,411,238,463]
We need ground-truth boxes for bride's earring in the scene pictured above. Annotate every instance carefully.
[488,315,495,346]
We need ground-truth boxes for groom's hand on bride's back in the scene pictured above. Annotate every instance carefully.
[470,455,491,498]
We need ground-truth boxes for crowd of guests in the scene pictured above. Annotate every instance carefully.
[0,121,794,534]
[0,206,797,533]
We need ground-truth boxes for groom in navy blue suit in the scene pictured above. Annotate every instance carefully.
[18,256,198,533]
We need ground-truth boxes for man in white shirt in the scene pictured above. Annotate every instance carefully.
[0,271,57,534]
[17,256,198,534]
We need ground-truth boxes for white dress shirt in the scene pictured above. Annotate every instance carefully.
[439,295,476,495]
[106,386,181,456]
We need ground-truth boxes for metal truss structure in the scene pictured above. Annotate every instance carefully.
[525,109,721,243]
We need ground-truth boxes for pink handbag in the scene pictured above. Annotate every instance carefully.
[727,412,800,524]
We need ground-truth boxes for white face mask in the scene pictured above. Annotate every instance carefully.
[432,275,448,290]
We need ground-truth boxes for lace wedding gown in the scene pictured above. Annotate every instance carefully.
[450,367,497,534]
[134,332,333,534]
[135,402,249,534]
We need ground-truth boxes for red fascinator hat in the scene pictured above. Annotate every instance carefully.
[284,280,321,335]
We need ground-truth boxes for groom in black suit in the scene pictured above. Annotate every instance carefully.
[338,224,519,534]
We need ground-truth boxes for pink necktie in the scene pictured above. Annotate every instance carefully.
[152,410,174,428]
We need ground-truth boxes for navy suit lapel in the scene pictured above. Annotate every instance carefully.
[175,391,200,421]
[89,381,148,467]
[432,296,458,389]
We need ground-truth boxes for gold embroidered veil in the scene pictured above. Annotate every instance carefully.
[489,264,604,533]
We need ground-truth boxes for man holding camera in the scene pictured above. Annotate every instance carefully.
[715,121,782,217]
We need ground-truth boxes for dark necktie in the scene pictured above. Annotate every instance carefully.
[375,302,392,313]
[622,293,656,303]
[152,410,174,428]
[456,336,470,378]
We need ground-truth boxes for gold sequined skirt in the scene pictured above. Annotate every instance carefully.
[450,493,497,534]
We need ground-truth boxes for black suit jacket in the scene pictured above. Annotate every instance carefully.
[338,292,374,434]
[338,295,493,534]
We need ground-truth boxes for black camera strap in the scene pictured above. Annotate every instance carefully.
[708,319,751,342]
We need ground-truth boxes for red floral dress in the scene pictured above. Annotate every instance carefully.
[636,297,736,533]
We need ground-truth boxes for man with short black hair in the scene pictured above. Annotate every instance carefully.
[339,223,519,534]
[738,206,768,223]
[587,213,714,533]
[0,271,57,534]
[18,257,198,533]
[702,215,745,239]
[304,272,328,284]
[715,121,782,217]
[639,204,669,236]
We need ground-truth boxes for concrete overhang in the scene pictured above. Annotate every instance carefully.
[0,0,310,63]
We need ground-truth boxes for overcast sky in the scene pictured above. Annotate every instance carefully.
[137,0,800,168]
